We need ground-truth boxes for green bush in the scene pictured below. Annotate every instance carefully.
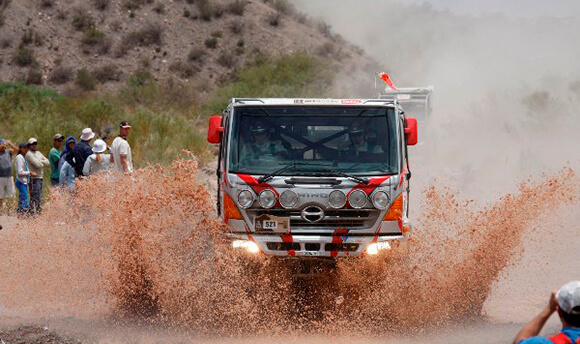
[13,45,37,67]
[76,68,96,91]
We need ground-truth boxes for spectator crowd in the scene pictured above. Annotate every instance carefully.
[0,121,133,216]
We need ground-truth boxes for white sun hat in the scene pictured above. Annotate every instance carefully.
[80,128,95,141]
[92,139,107,153]
[557,281,580,315]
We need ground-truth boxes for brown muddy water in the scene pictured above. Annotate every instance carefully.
[0,154,578,343]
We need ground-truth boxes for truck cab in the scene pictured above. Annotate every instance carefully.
[207,98,418,258]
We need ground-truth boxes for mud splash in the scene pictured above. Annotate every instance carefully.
[0,156,576,336]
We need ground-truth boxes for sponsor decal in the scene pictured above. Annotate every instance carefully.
[341,99,363,105]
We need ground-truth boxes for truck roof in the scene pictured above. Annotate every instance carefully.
[231,98,396,107]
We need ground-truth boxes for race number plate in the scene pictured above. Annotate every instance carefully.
[254,214,290,233]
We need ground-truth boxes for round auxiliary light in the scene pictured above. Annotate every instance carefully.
[328,190,347,209]
[259,189,277,209]
[279,190,299,209]
[238,190,254,209]
[348,189,367,209]
[371,191,390,210]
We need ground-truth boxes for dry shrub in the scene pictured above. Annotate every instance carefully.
[25,68,43,85]
[92,64,122,83]
[153,2,165,14]
[122,0,153,10]
[0,37,11,48]
[81,28,111,55]
[227,0,247,15]
[38,0,54,8]
[217,51,235,68]
[92,0,110,11]
[213,3,224,18]
[72,9,95,31]
[187,46,205,62]
[196,0,213,21]
[13,45,37,67]
[21,29,44,46]
[229,18,244,34]
[204,37,217,49]
[169,60,199,78]
[123,23,163,48]
[266,11,280,27]
[49,66,73,84]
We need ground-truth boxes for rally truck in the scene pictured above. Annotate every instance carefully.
[380,86,433,122]
[207,98,418,258]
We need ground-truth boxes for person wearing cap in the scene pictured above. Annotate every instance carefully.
[59,136,77,191]
[73,128,95,178]
[514,281,580,344]
[14,143,36,214]
[83,139,113,176]
[0,138,18,212]
[49,133,64,186]
[340,121,376,158]
[240,120,287,163]
[25,138,50,215]
[111,121,133,173]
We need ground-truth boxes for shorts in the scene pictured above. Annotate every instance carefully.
[0,177,15,199]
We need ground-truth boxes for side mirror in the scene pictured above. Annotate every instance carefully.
[207,116,224,144]
[404,118,418,146]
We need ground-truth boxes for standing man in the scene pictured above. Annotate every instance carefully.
[73,128,95,178]
[111,121,133,173]
[49,133,64,186]
[513,281,580,344]
[0,139,18,212]
[25,138,50,215]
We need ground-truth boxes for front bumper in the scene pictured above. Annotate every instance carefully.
[227,232,404,257]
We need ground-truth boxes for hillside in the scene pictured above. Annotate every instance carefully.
[0,0,378,94]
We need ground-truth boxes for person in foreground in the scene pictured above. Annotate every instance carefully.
[514,281,580,344]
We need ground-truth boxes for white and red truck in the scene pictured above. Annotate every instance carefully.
[207,98,418,259]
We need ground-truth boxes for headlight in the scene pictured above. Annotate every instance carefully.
[366,241,391,255]
[258,189,277,208]
[279,190,298,209]
[328,190,347,208]
[237,190,254,209]
[371,191,390,210]
[348,189,367,209]
[232,240,260,253]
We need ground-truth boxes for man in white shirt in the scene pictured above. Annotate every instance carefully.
[111,121,133,173]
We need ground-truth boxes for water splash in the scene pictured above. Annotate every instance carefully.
[0,156,576,336]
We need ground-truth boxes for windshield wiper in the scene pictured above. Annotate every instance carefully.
[257,162,331,184]
[309,168,369,184]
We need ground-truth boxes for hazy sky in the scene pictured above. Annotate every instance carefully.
[292,0,580,18]
[402,0,580,18]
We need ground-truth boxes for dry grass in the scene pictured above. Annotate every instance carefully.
[217,51,235,68]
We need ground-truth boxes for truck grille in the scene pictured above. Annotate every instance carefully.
[247,208,380,229]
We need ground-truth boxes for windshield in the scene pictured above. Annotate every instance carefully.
[228,106,399,176]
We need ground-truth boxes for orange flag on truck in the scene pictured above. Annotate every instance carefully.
[378,72,398,90]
